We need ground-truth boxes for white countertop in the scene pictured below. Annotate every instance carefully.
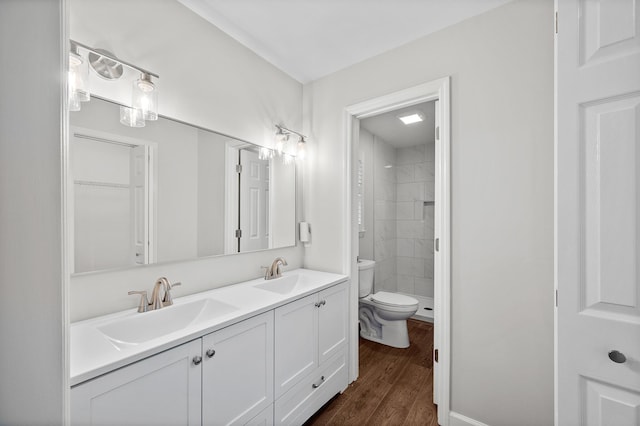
[70,268,348,386]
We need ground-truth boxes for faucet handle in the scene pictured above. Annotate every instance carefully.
[261,266,269,279]
[128,290,149,313]
[162,281,182,306]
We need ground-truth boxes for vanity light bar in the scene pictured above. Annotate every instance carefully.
[275,124,307,141]
[70,39,159,79]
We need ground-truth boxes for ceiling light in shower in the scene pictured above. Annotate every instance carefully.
[397,112,424,125]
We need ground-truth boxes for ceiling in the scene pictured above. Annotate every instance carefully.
[360,101,435,148]
[178,0,513,83]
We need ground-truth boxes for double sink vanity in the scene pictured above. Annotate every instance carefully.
[71,268,349,425]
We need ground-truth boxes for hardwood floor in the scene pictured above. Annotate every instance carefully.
[305,319,437,426]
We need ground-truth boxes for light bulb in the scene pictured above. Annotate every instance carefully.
[132,73,158,121]
[297,137,306,160]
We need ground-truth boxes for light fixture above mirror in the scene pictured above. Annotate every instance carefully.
[68,40,159,127]
[274,124,307,161]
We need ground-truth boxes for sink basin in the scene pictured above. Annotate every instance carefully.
[98,298,237,349]
[253,274,310,295]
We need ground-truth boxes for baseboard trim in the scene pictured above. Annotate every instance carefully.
[449,411,490,426]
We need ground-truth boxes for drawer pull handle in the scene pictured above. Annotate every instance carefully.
[314,300,327,308]
[192,356,202,366]
[206,349,216,358]
[312,375,325,389]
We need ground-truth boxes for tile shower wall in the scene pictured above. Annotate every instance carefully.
[395,143,435,297]
[359,133,435,297]
[373,136,397,292]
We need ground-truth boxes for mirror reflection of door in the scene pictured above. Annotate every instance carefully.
[70,129,154,273]
[238,149,270,252]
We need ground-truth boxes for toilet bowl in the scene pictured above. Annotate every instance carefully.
[357,259,419,348]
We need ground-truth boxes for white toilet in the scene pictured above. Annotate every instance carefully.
[358,259,419,348]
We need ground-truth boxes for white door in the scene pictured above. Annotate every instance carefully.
[131,144,150,265]
[556,1,640,424]
[239,149,269,252]
[202,311,274,426]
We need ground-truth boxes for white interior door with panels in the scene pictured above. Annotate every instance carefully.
[239,149,269,252]
[556,0,640,424]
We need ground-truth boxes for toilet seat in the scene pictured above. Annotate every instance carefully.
[371,291,418,308]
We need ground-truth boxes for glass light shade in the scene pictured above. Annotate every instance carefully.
[119,106,145,128]
[132,74,158,121]
[296,139,306,160]
[68,91,81,112]
[258,147,273,160]
[69,51,90,102]
[282,153,294,165]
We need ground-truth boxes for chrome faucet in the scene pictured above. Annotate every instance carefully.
[264,257,288,280]
[129,277,182,313]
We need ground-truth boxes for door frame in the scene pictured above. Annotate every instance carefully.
[343,76,451,424]
[68,126,158,271]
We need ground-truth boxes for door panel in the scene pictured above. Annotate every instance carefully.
[274,294,318,398]
[556,0,640,424]
[239,149,269,252]
[202,311,274,426]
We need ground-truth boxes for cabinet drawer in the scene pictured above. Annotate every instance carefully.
[274,350,348,425]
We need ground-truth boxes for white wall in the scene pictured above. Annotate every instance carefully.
[69,0,304,321]
[303,0,554,424]
[197,130,226,257]
[0,0,66,424]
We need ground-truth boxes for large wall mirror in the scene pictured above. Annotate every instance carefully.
[69,97,296,274]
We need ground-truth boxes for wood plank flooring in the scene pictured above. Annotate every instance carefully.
[305,319,437,426]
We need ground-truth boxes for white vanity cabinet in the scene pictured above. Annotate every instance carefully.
[70,272,349,426]
[202,311,274,426]
[71,339,202,426]
[71,311,273,426]
[274,281,349,424]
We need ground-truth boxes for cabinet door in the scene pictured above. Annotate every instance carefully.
[318,282,348,364]
[202,311,274,426]
[274,293,318,398]
[71,339,202,426]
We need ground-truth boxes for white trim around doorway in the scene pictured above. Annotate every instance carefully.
[343,76,451,425]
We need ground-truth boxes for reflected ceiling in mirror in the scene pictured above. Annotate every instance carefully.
[69,97,296,275]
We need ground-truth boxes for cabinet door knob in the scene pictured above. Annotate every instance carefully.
[608,350,627,364]
[206,349,216,358]
[312,375,325,389]
[192,356,202,365]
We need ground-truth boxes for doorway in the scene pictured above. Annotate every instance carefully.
[344,77,451,424]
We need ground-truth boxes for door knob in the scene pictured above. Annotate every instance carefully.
[192,356,202,365]
[608,350,626,364]
[206,349,216,358]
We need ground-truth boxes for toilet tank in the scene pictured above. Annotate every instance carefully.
[357,259,375,297]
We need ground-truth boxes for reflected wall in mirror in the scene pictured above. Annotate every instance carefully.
[69,97,296,274]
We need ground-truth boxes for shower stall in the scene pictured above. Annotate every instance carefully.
[358,102,435,322]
